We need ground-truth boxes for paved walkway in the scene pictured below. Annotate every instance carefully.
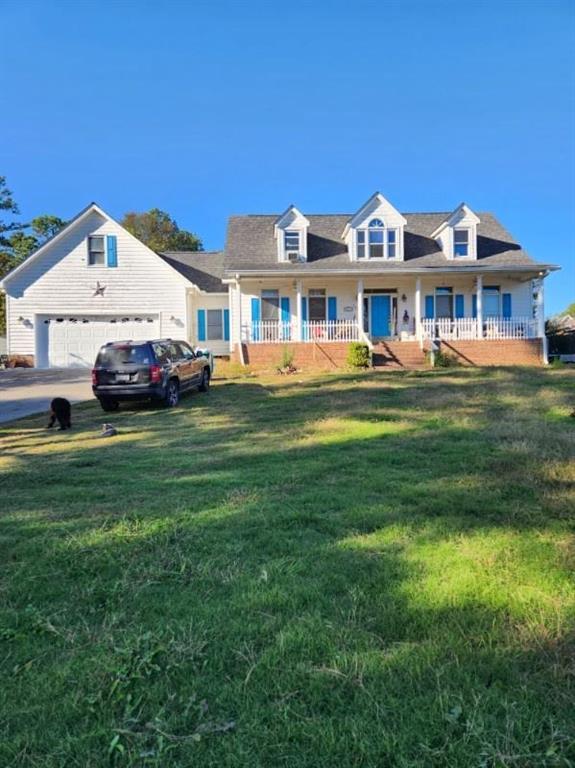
[0,368,93,424]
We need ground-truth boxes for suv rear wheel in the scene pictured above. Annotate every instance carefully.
[99,398,119,412]
[164,378,180,407]
[199,367,210,392]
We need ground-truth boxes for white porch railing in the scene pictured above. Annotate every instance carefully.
[484,317,538,339]
[241,319,360,343]
[302,320,360,342]
[421,316,538,341]
[242,321,294,343]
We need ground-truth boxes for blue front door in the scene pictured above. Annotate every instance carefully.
[370,295,390,337]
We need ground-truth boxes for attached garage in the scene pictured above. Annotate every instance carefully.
[36,315,160,368]
[1,203,227,368]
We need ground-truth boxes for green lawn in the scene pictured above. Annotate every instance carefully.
[0,367,574,767]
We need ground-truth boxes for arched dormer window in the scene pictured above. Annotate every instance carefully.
[356,218,397,259]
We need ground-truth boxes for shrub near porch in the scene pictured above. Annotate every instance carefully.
[0,368,573,767]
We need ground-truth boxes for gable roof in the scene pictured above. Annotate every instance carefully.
[431,202,480,238]
[158,251,226,293]
[224,211,557,274]
[0,202,223,294]
[343,192,407,237]
[274,205,310,230]
[0,202,106,286]
[0,201,191,290]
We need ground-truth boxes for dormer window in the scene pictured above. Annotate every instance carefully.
[387,229,397,259]
[454,228,469,257]
[432,204,479,261]
[275,205,309,262]
[356,218,398,259]
[344,193,406,262]
[368,219,385,258]
[284,230,300,254]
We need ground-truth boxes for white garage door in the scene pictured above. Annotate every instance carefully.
[43,315,159,368]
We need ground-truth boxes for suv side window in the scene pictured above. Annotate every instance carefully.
[169,343,183,361]
[152,343,171,363]
[179,342,196,360]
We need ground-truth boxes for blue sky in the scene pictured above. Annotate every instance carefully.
[1,0,574,314]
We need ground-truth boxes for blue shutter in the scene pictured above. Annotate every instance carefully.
[328,296,337,321]
[280,297,290,340]
[502,293,512,319]
[197,310,206,342]
[472,295,477,319]
[251,297,261,342]
[425,295,434,319]
[223,309,230,341]
[455,294,464,319]
[106,235,117,267]
[302,296,308,341]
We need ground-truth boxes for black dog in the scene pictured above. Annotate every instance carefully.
[48,397,72,430]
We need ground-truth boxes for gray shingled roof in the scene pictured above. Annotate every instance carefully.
[224,212,551,274]
[159,251,226,292]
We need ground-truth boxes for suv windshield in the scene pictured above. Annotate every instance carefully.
[96,345,152,367]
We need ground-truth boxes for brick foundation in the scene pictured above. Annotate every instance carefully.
[233,339,545,371]
[234,343,351,371]
[439,339,543,366]
[7,354,35,368]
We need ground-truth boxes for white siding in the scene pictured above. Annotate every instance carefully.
[5,210,189,361]
[189,292,230,356]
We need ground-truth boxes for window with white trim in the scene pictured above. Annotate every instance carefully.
[357,230,366,259]
[284,231,300,253]
[356,219,398,259]
[387,228,397,259]
[453,229,469,257]
[308,289,326,321]
[483,286,500,318]
[435,287,453,319]
[261,289,279,321]
[88,236,105,265]
[207,309,224,340]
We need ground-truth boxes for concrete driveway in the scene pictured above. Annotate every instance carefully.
[0,368,93,424]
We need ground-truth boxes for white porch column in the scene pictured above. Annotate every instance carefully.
[415,278,422,340]
[536,275,548,363]
[295,280,303,341]
[476,275,483,339]
[357,279,364,338]
[235,279,243,343]
[536,276,546,338]
[235,278,246,365]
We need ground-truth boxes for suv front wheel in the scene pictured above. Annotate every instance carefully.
[164,379,180,407]
[199,367,210,392]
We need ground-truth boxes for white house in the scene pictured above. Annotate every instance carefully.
[0,203,228,368]
[223,193,559,368]
[0,193,559,369]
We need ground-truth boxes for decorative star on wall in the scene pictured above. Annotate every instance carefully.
[92,282,106,297]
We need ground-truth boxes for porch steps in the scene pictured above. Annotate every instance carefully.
[371,341,427,370]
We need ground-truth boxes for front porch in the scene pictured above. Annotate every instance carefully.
[230,274,545,348]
